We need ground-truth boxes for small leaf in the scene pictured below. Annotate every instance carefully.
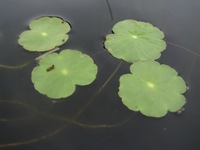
[31,49,98,99]
[105,20,166,62]
[119,61,186,118]
[18,16,71,51]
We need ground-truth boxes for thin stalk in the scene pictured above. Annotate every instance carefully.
[0,61,133,149]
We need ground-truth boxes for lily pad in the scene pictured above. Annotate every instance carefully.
[32,49,98,99]
[119,61,186,118]
[18,16,71,51]
[104,20,166,62]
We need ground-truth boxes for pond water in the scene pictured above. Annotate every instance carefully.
[0,0,200,150]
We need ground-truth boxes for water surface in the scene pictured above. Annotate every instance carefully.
[0,0,200,149]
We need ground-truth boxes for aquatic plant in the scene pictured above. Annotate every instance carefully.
[104,20,166,62]
[104,19,186,117]
[17,16,98,99]
[119,61,186,117]
[18,17,70,51]
[16,17,187,117]
[32,50,98,99]
[0,11,193,149]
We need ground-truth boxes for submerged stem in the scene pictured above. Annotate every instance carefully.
[35,47,60,62]
[0,61,128,148]
[0,126,66,148]
[166,41,200,57]
[75,61,122,117]
[0,47,59,70]
[0,60,34,69]
[106,0,114,21]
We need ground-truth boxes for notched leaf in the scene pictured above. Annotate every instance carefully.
[31,49,98,99]
[18,16,71,52]
[118,61,187,118]
[104,19,166,63]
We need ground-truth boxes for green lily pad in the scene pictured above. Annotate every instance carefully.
[119,61,186,118]
[32,49,98,99]
[18,16,71,51]
[104,20,166,62]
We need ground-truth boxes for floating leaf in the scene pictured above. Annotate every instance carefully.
[18,16,71,51]
[32,49,98,99]
[119,61,186,118]
[104,20,166,62]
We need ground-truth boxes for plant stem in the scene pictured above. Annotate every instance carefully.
[0,61,132,148]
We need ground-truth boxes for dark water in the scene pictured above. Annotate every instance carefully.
[0,0,200,149]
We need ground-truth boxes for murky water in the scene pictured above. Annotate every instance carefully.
[0,0,200,149]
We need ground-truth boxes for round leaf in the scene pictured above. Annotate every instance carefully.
[119,61,186,118]
[18,16,71,51]
[105,20,166,62]
[32,49,98,99]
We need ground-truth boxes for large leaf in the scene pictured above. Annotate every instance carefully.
[18,16,70,52]
[119,61,186,118]
[32,49,98,99]
[105,20,166,62]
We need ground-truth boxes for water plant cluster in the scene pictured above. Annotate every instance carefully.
[18,16,186,118]
[105,20,186,117]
